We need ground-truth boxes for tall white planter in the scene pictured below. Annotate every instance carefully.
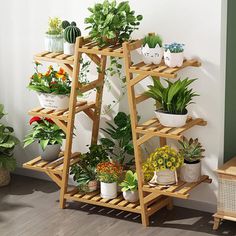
[164,50,184,67]
[37,92,69,110]
[141,44,163,64]
[45,34,63,52]
[123,190,139,203]
[40,144,61,161]
[149,170,177,186]
[100,182,117,199]
[64,42,75,55]
[180,161,201,183]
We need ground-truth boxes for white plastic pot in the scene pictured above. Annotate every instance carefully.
[164,50,184,67]
[123,190,139,203]
[37,92,69,110]
[149,170,176,186]
[100,182,117,199]
[40,144,61,161]
[141,44,163,64]
[63,42,75,55]
[45,34,63,53]
[180,161,201,183]
[155,110,188,127]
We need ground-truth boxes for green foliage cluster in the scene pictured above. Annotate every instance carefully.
[46,17,63,35]
[64,22,81,44]
[143,34,163,48]
[119,170,138,192]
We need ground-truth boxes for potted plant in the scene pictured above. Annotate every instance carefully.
[142,145,183,185]
[0,104,19,187]
[23,116,65,161]
[96,161,122,199]
[85,0,143,46]
[28,62,71,110]
[145,77,198,127]
[45,17,64,52]
[70,144,110,192]
[178,137,205,183]
[142,34,163,65]
[164,43,185,67]
[120,170,139,202]
[63,21,81,55]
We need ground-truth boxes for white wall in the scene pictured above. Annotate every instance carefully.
[0,0,227,212]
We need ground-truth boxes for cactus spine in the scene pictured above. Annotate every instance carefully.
[64,25,81,44]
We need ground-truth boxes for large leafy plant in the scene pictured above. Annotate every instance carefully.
[0,105,19,171]
[85,0,143,46]
[145,77,198,114]
[119,170,138,192]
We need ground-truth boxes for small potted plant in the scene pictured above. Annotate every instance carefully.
[63,21,81,55]
[120,170,139,202]
[70,144,110,192]
[0,104,19,187]
[23,116,65,161]
[142,34,163,65]
[178,137,205,183]
[85,0,143,46]
[164,43,185,67]
[145,77,198,127]
[45,17,63,52]
[142,145,183,185]
[28,62,71,110]
[96,161,122,199]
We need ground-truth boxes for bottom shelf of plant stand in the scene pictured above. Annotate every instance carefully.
[142,175,212,199]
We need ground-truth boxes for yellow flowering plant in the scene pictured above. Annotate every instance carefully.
[142,145,184,181]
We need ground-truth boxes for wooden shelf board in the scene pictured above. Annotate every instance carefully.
[213,213,236,222]
[143,175,212,199]
[129,59,201,78]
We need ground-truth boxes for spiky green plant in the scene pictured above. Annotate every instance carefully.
[62,20,70,29]
[64,24,81,44]
[46,17,63,35]
[178,137,205,163]
[143,34,162,48]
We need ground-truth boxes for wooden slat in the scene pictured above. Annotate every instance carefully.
[82,191,100,200]
[24,156,42,166]
[91,194,102,202]
[109,194,124,205]
[135,93,149,104]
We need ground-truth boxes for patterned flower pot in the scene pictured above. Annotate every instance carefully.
[0,168,10,187]
[37,92,69,110]
[123,190,139,203]
[63,42,75,55]
[180,161,201,183]
[100,182,117,199]
[141,45,163,64]
[149,170,176,186]
[164,50,184,67]
[45,34,63,53]
[40,144,61,161]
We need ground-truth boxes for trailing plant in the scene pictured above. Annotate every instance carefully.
[164,43,184,53]
[119,170,138,192]
[0,105,19,171]
[142,145,184,181]
[143,34,162,48]
[100,112,135,166]
[64,22,81,44]
[23,116,65,151]
[46,17,63,35]
[96,161,123,183]
[28,62,71,95]
[178,137,205,163]
[145,77,198,114]
[85,0,143,46]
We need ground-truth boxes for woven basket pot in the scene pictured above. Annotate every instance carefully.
[0,168,10,187]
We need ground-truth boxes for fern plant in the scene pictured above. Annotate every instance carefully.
[143,34,162,48]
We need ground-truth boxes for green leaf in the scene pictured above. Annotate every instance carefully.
[40,139,49,151]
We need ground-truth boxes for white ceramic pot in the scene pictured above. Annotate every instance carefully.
[100,182,117,199]
[164,50,184,67]
[40,144,61,161]
[123,190,139,203]
[0,168,10,187]
[63,42,75,55]
[180,161,201,183]
[149,170,176,186]
[45,34,63,52]
[155,110,188,127]
[141,44,163,64]
[37,92,69,110]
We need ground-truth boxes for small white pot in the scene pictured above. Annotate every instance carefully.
[149,170,176,186]
[45,34,63,52]
[155,110,188,127]
[180,161,201,183]
[63,42,75,55]
[37,92,69,110]
[123,190,139,203]
[141,44,163,64]
[164,50,184,67]
[40,144,61,161]
[100,182,117,199]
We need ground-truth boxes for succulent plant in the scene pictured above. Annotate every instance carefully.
[164,43,185,53]
[143,34,162,48]
[62,20,70,29]
[64,25,81,44]
[178,137,205,163]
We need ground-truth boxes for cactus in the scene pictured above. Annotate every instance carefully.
[62,20,70,29]
[64,25,81,44]
[70,21,76,26]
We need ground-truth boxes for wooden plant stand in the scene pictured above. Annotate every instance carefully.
[23,35,211,226]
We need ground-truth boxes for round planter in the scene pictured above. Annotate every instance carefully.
[155,110,188,127]
[40,144,61,161]
[123,190,139,203]
[80,180,98,193]
[164,50,184,67]
[0,168,10,187]
[180,161,201,183]
[141,45,163,64]
[45,34,63,53]
[64,42,75,55]
[149,170,176,186]
[100,182,117,199]
[37,92,69,110]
